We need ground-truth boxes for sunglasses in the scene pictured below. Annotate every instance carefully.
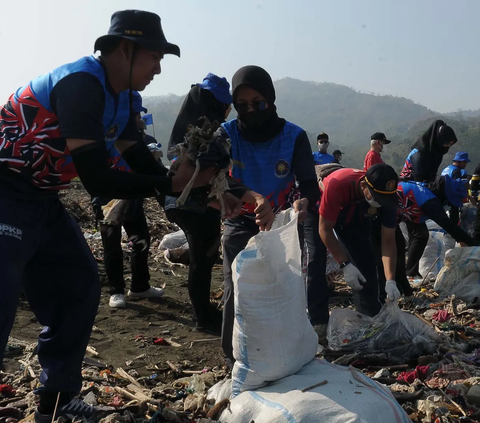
[235,101,267,114]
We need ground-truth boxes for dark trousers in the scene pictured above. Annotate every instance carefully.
[0,198,100,393]
[300,212,329,325]
[334,223,382,317]
[405,221,429,277]
[100,205,150,295]
[372,223,413,301]
[165,208,221,324]
[221,223,259,362]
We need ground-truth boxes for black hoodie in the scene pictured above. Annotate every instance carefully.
[167,85,228,160]
[402,120,457,182]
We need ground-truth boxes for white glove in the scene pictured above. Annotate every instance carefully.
[343,263,366,290]
[385,280,401,301]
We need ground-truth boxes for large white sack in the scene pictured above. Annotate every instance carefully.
[231,210,318,397]
[419,220,455,280]
[434,247,480,302]
[220,359,410,423]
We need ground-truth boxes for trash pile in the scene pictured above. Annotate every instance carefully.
[323,280,480,422]
[0,337,229,422]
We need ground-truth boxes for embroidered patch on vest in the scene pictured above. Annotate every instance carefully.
[274,159,290,178]
[105,123,119,142]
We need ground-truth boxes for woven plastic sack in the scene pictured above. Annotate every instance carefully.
[231,210,318,397]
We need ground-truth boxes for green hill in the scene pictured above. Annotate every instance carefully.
[142,79,479,174]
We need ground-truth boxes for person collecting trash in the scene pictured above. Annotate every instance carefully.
[317,164,401,321]
[397,174,478,280]
[217,65,320,364]
[0,10,231,423]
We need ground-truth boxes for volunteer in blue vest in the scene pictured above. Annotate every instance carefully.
[218,65,320,364]
[399,120,458,278]
[0,10,220,423]
[319,164,401,318]
[313,132,334,164]
[165,73,233,336]
[397,175,477,274]
[441,151,470,229]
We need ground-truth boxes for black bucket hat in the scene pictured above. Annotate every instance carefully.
[94,10,180,57]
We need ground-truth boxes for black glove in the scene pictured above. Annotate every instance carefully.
[93,204,104,221]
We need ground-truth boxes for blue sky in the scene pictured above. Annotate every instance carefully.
[1,0,479,112]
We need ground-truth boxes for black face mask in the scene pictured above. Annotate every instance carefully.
[238,109,272,130]
[440,145,451,155]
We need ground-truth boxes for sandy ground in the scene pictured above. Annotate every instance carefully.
[4,184,229,379]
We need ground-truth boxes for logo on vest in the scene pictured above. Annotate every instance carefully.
[0,223,23,240]
[105,123,119,142]
[274,160,290,178]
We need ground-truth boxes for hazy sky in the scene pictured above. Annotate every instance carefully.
[1,0,479,113]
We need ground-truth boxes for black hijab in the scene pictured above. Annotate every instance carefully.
[167,85,228,159]
[232,65,286,143]
[412,119,457,155]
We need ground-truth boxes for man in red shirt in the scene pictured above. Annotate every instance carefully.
[364,132,391,170]
[318,164,401,318]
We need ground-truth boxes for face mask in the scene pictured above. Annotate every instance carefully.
[364,189,382,208]
[440,145,450,155]
[238,109,271,130]
[380,143,387,153]
[318,143,328,153]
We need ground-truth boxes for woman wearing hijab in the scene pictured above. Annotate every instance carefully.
[400,120,457,182]
[217,65,320,364]
[164,74,233,336]
[399,120,458,278]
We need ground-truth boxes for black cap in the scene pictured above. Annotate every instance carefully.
[317,132,329,141]
[332,150,344,155]
[371,132,391,144]
[94,10,180,57]
[364,163,398,207]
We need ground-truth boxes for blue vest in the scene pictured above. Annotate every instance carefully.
[0,56,130,190]
[222,119,300,213]
[397,181,436,223]
[312,151,334,165]
[442,164,467,179]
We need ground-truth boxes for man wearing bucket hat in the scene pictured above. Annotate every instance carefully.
[443,152,471,178]
[165,73,233,336]
[317,164,401,319]
[0,10,220,423]
[439,151,471,235]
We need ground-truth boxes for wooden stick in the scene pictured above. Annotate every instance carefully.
[414,257,440,296]
[166,360,182,374]
[301,380,328,392]
[116,368,144,390]
[189,338,221,348]
[51,392,61,423]
[439,387,467,417]
[18,360,36,378]
[114,386,139,402]
[86,346,99,357]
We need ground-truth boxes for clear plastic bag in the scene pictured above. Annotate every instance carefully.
[327,302,443,362]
